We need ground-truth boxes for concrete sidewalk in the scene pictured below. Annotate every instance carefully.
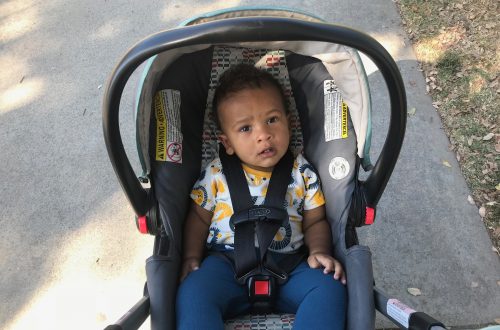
[0,1,498,329]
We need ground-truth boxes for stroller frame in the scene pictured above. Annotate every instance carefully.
[103,8,445,330]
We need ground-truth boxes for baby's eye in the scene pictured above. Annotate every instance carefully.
[267,116,278,124]
[239,125,251,132]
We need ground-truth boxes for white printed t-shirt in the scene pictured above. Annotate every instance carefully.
[190,153,326,253]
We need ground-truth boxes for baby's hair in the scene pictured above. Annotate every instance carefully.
[212,63,288,129]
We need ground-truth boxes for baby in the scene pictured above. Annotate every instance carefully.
[176,64,346,329]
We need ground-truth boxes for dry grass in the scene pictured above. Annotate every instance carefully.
[396,0,500,251]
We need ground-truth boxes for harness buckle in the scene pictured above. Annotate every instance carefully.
[247,275,276,314]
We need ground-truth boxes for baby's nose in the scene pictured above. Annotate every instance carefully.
[256,126,272,141]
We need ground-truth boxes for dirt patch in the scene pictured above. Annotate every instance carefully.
[395,0,499,251]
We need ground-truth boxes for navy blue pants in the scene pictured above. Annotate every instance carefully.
[176,255,346,329]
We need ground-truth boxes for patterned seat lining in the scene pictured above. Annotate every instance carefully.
[225,314,295,330]
[208,47,300,328]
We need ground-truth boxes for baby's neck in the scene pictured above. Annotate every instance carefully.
[241,162,273,173]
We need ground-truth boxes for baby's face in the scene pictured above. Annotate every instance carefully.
[218,85,290,172]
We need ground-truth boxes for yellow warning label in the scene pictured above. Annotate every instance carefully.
[155,92,167,161]
[341,101,348,138]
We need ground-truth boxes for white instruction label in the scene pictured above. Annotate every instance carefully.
[387,299,416,328]
[323,80,348,141]
[154,89,182,163]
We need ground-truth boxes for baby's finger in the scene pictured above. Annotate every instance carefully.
[307,255,321,269]
[341,272,347,285]
[333,260,344,282]
[315,255,335,274]
[188,260,200,271]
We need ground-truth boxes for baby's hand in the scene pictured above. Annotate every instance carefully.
[307,253,347,285]
[180,257,200,282]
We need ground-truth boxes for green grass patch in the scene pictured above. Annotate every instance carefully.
[436,51,462,76]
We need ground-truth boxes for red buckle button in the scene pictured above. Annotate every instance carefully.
[365,207,375,225]
[254,280,270,295]
[137,215,148,234]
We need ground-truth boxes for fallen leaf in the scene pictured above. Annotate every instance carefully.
[407,288,422,296]
[495,142,500,153]
[470,281,479,288]
[468,138,473,146]
[96,312,107,322]
[496,183,500,191]
[479,206,486,217]
[467,195,475,205]
[408,107,416,116]
[442,160,452,168]
[483,133,494,141]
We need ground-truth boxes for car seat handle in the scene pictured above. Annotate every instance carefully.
[103,16,406,215]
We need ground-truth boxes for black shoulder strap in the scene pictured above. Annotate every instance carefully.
[218,145,254,212]
[218,145,294,281]
[255,150,293,265]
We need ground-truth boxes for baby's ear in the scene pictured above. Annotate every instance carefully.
[219,134,234,155]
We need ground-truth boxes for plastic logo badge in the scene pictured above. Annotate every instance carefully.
[328,157,350,180]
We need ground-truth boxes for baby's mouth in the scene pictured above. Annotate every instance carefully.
[258,147,275,156]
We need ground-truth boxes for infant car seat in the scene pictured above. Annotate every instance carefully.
[102,7,445,330]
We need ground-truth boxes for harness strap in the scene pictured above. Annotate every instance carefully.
[218,146,258,278]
